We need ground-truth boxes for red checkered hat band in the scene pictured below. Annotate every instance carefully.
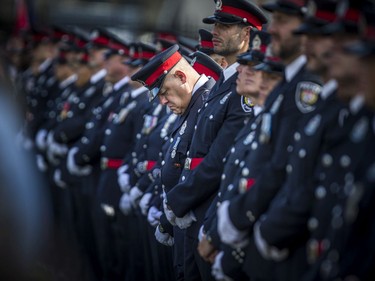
[220,5,263,29]
[144,51,182,86]
[193,62,220,80]
[200,40,214,49]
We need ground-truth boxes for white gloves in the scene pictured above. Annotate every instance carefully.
[36,154,48,172]
[139,193,153,216]
[35,129,48,151]
[129,186,144,208]
[163,191,196,229]
[117,164,131,193]
[163,197,176,226]
[119,193,132,215]
[217,201,249,248]
[198,225,205,242]
[175,211,197,229]
[155,224,174,247]
[67,147,92,176]
[147,206,162,227]
[211,252,233,281]
[53,169,67,188]
[253,221,289,262]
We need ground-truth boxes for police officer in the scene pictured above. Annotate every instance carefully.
[131,44,218,280]
[293,2,375,280]
[215,0,323,280]
[197,29,274,281]
[197,28,228,68]
[215,1,343,280]
[161,1,267,280]
[66,30,133,281]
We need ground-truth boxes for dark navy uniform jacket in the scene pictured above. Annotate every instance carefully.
[161,76,216,193]
[298,97,374,281]
[304,117,375,281]
[122,103,169,187]
[227,56,322,232]
[52,69,108,144]
[167,63,253,239]
[97,86,153,207]
[244,82,343,281]
[258,81,343,250]
[203,106,263,245]
[25,59,58,139]
[133,114,178,194]
[73,77,132,167]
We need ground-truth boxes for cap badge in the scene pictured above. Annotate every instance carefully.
[306,0,317,17]
[216,0,222,11]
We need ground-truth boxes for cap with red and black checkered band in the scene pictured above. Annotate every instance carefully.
[262,0,307,16]
[190,50,223,81]
[203,0,268,30]
[131,44,182,100]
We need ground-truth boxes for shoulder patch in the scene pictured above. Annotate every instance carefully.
[295,82,321,113]
[241,96,253,113]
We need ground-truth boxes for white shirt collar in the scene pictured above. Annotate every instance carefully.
[90,69,107,84]
[113,76,130,91]
[131,86,148,98]
[39,58,53,72]
[59,74,77,89]
[321,79,338,100]
[223,62,239,82]
[254,105,263,116]
[350,94,365,115]
[192,74,209,96]
[285,55,307,82]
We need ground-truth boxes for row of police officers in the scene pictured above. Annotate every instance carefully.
[7,0,375,280]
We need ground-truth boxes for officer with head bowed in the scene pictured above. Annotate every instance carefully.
[132,44,217,280]
[161,0,267,280]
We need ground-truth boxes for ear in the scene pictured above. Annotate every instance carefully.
[242,25,251,40]
[219,57,228,69]
[174,70,187,84]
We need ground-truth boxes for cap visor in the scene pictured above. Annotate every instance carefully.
[320,22,344,35]
[203,15,242,25]
[344,41,375,57]
[262,3,301,15]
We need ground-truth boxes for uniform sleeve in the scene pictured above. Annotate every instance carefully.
[228,81,320,231]
[53,116,86,143]
[259,181,314,249]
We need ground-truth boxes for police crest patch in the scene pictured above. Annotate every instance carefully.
[241,96,253,113]
[295,82,321,113]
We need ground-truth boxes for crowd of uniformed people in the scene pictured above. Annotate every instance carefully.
[2,0,375,280]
